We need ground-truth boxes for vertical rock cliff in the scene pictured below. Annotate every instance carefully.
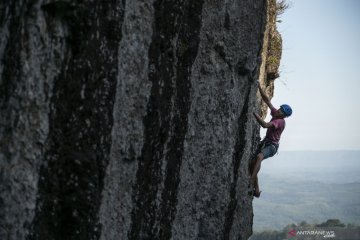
[258,0,283,118]
[0,0,281,239]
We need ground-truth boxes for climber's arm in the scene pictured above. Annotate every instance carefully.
[253,112,274,128]
[258,85,275,110]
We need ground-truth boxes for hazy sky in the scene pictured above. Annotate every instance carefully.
[261,0,360,151]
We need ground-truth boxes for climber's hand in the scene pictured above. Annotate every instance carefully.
[253,112,272,128]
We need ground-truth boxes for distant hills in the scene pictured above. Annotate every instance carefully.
[251,219,360,240]
[253,150,360,231]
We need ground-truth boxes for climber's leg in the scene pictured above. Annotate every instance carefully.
[250,153,264,185]
[250,144,278,198]
[249,154,258,175]
[253,176,261,198]
[251,143,277,184]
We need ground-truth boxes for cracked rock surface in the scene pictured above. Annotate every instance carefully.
[0,0,276,239]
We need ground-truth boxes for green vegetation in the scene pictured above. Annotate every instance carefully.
[275,0,291,20]
[266,0,288,81]
[317,219,346,228]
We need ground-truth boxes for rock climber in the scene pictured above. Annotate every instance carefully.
[250,82,292,198]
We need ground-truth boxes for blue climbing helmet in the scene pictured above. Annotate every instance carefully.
[280,104,292,117]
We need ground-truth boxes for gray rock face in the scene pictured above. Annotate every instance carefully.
[0,0,272,239]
